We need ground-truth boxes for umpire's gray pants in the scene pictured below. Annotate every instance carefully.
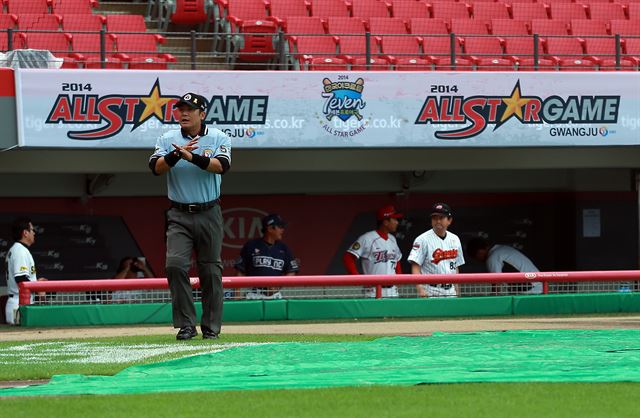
[165,205,224,333]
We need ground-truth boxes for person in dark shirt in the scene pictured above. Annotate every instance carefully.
[234,214,299,299]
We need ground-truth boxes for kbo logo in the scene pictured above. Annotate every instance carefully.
[222,208,268,249]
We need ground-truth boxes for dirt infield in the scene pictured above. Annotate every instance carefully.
[1,315,639,342]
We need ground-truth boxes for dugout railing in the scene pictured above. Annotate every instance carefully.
[18,270,640,306]
[1,28,638,70]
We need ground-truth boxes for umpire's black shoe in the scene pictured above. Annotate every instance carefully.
[202,327,219,340]
[176,326,197,340]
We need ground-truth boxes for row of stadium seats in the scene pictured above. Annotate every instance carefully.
[0,0,97,15]
[0,30,175,69]
[285,28,639,69]
[0,13,147,32]
[214,0,640,23]
[283,16,640,36]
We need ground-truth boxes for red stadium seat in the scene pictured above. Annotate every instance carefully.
[576,0,613,4]
[289,34,339,69]
[326,16,366,34]
[463,36,516,70]
[326,17,367,59]
[511,3,549,21]
[0,14,22,52]
[268,0,310,28]
[379,33,423,63]
[570,19,608,36]
[609,19,640,36]
[309,0,350,18]
[530,19,569,38]
[51,0,98,15]
[163,0,214,30]
[472,3,510,24]
[581,35,636,69]
[106,14,149,33]
[367,17,408,35]
[450,18,489,36]
[0,14,17,30]
[393,57,433,70]
[216,0,277,63]
[504,36,556,70]
[5,0,51,14]
[586,3,626,21]
[61,13,105,32]
[349,56,392,70]
[114,34,177,69]
[490,19,529,36]
[546,36,594,66]
[391,0,430,22]
[306,56,350,70]
[0,32,26,52]
[23,31,77,67]
[350,0,390,18]
[628,3,640,20]
[622,37,640,65]
[557,58,598,71]
[430,2,471,20]
[548,3,587,21]
[423,35,474,69]
[71,33,123,69]
[409,18,449,35]
[17,14,61,31]
[283,16,325,34]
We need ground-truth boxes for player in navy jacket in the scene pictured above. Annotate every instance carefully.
[234,214,299,299]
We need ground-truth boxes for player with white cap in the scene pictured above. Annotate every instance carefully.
[408,203,465,297]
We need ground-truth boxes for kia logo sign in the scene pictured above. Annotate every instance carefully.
[222,207,268,249]
[524,273,537,279]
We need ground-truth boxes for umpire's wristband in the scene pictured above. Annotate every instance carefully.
[190,153,210,170]
[164,150,181,167]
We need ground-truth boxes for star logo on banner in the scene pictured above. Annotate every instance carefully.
[494,81,532,130]
[134,79,172,130]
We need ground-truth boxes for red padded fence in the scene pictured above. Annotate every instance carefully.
[19,270,640,305]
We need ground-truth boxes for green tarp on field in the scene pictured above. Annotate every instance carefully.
[3,330,640,397]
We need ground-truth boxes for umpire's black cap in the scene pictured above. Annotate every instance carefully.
[174,92,207,112]
[262,214,287,229]
[431,202,453,217]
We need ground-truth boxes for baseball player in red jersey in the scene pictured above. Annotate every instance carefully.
[343,205,403,298]
[408,203,465,297]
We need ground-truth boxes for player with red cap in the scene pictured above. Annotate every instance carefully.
[343,205,404,298]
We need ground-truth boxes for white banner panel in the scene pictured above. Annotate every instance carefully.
[15,69,640,148]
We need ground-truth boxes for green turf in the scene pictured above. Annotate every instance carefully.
[0,334,378,380]
[1,332,638,417]
[3,383,639,418]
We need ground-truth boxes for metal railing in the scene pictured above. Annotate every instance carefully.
[18,270,640,305]
[1,28,638,71]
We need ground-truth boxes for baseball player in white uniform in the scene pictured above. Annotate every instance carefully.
[343,205,403,298]
[466,237,542,294]
[4,218,43,325]
[408,203,465,297]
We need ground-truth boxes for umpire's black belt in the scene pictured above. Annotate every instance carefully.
[170,199,219,213]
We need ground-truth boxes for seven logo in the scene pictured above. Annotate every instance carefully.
[321,77,366,122]
[222,207,268,249]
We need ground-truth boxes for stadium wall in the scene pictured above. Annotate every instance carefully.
[19,293,640,327]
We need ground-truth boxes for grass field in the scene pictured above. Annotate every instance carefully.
[1,332,639,417]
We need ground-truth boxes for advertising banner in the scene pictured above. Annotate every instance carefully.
[15,69,640,148]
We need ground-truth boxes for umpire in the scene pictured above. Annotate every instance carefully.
[149,92,231,340]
